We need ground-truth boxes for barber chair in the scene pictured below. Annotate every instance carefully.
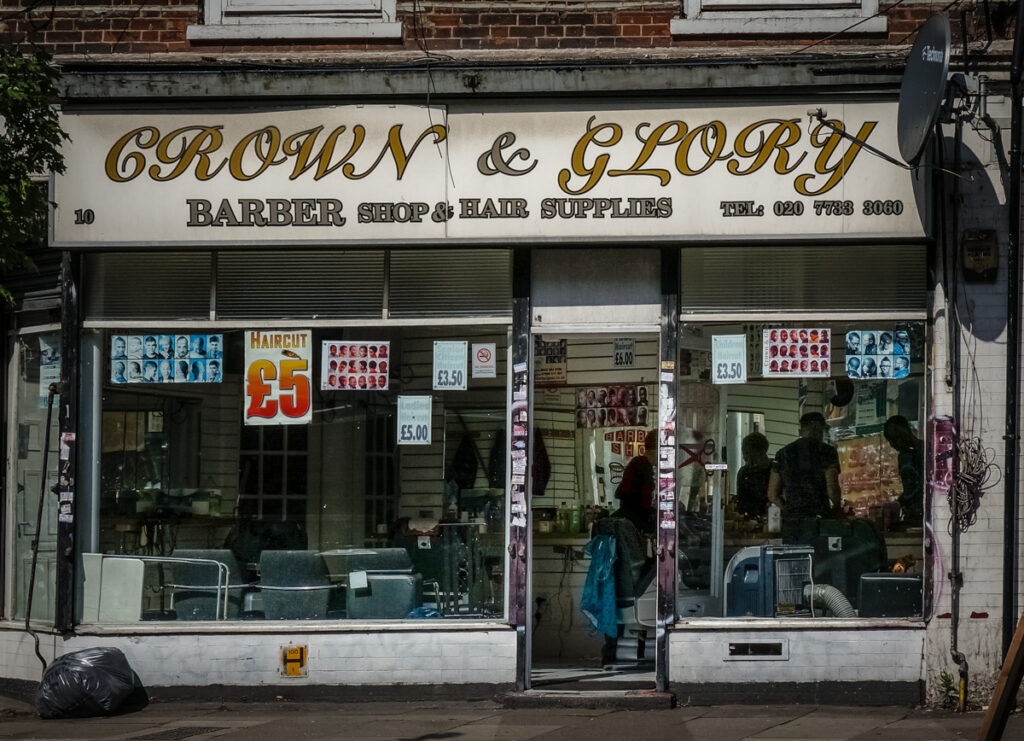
[586,518,656,665]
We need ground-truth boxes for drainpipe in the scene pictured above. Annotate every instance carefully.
[1001,0,1024,662]
[948,112,968,712]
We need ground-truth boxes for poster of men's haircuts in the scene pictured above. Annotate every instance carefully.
[574,384,651,428]
[845,330,910,380]
[110,334,223,384]
[762,328,831,378]
[321,341,390,391]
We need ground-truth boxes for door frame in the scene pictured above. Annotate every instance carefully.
[520,324,667,688]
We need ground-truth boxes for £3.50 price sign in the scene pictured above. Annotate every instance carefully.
[711,334,747,385]
[433,341,468,391]
[397,395,432,446]
[245,330,313,425]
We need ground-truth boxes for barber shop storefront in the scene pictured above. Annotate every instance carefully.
[3,94,930,700]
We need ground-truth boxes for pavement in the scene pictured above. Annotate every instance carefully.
[2,691,1023,741]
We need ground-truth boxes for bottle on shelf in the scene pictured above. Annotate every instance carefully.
[557,501,570,533]
[570,504,582,534]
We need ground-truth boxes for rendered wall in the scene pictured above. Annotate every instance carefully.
[0,625,516,688]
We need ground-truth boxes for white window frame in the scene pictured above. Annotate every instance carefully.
[672,0,888,36]
[187,0,402,41]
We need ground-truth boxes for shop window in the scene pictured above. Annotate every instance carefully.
[675,321,925,620]
[85,325,507,623]
[9,332,61,622]
[671,0,888,36]
[187,0,403,41]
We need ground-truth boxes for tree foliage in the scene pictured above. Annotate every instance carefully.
[0,47,67,304]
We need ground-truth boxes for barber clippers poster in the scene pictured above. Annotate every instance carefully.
[762,328,831,378]
[244,330,312,425]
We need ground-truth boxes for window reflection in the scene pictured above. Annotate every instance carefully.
[676,322,925,619]
[86,327,507,623]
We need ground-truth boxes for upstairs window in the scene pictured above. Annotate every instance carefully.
[672,0,887,36]
[187,0,402,41]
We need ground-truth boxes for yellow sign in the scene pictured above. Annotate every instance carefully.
[281,645,307,677]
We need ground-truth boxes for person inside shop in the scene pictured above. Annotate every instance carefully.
[884,415,924,525]
[735,431,771,522]
[611,429,657,535]
[767,412,842,543]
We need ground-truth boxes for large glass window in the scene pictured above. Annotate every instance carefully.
[8,331,61,622]
[83,326,507,622]
[676,321,925,620]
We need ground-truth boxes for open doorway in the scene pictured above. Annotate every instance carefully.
[529,332,657,690]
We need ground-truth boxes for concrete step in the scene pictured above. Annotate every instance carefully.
[501,688,676,710]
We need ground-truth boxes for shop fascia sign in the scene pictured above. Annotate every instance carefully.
[51,101,925,247]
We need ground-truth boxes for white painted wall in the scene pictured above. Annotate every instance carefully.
[0,624,516,687]
[669,626,924,684]
[924,92,1018,706]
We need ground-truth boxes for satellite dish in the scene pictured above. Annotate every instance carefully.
[897,13,951,165]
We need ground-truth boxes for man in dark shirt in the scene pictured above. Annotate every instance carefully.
[884,415,923,525]
[767,412,842,542]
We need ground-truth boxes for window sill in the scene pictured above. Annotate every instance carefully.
[186,20,403,42]
[69,619,510,635]
[670,15,887,36]
[674,617,925,630]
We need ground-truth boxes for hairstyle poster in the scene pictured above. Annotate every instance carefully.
[321,341,390,391]
[761,328,831,378]
[110,333,223,384]
[574,383,651,429]
[844,330,910,380]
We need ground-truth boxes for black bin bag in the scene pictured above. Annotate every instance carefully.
[35,647,141,719]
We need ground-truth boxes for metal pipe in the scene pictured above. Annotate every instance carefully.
[949,112,968,714]
[1001,0,1024,662]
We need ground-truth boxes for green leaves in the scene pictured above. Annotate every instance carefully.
[0,48,68,302]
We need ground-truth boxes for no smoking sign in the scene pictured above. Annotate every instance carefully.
[472,343,496,378]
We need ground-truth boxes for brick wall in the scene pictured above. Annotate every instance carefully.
[0,1,1012,57]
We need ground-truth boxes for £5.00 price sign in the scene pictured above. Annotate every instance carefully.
[245,330,313,425]
[711,334,747,385]
[397,395,432,445]
[433,341,468,391]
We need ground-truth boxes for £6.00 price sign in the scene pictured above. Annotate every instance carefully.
[245,331,313,425]
[433,341,468,391]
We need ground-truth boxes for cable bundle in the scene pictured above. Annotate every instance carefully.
[947,437,999,533]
